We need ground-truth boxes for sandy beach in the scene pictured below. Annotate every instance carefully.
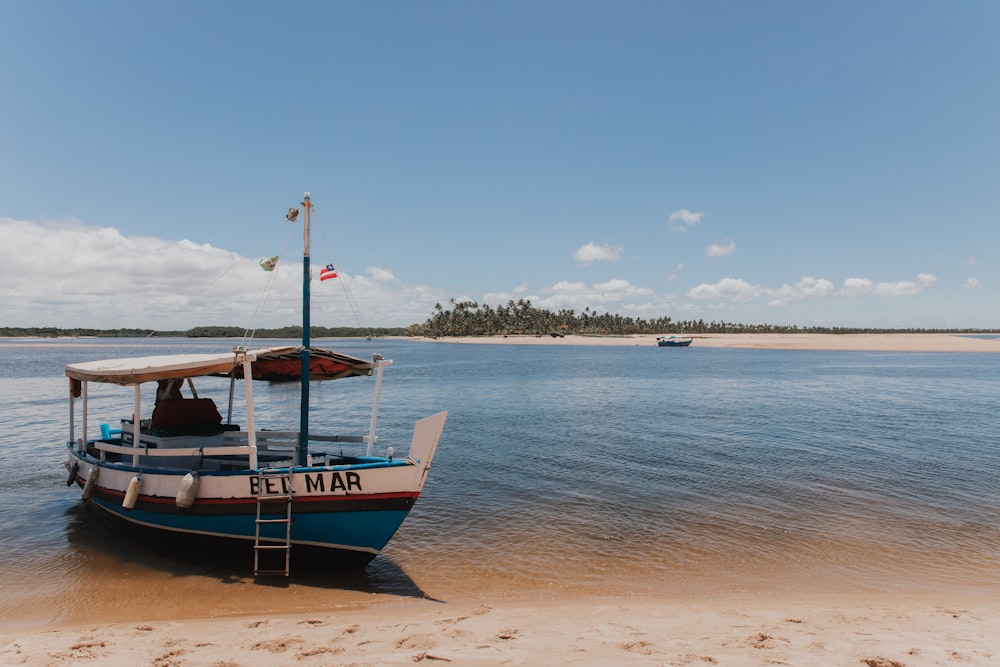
[2,593,998,666]
[418,332,1000,353]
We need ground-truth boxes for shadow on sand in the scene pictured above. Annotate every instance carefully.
[62,503,439,602]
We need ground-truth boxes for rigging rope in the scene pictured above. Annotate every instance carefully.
[313,209,376,340]
[241,221,296,349]
[141,199,374,353]
[122,253,249,356]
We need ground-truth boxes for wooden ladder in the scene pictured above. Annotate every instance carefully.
[253,467,293,576]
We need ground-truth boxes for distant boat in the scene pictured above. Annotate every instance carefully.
[63,193,447,576]
[656,335,693,347]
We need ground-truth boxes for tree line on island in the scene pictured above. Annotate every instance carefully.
[3,299,997,339]
[402,299,999,337]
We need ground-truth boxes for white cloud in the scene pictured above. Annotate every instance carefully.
[688,278,761,301]
[541,279,644,306]
[839,274,937,297]
[481,283,532,305]
[689,273,935,307]
[626,295,679,315]
[3,217,961,331]
[548,280,589,295]
[794,276,837,298]
[666,263,683,282]
[591,279,654,298]
[572,241,624,263]
[480,278,658,314]
[474,270,944,323]
[480,290,517,304]
[0,217,445,328]
[668,209,703,232]
[366,267,398,283]
[839,277,875,297]
[963,278,983,289]
[766,277,836,306]
[705,240,736,258]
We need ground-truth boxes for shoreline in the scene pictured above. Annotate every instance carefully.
[416,332,1000,353]
[3,333,999,353]
[3,592,997,665]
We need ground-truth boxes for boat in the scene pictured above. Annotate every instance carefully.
[656,335,693,347]
[63,193,447,575]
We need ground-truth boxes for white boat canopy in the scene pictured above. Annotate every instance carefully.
[65,346,374,385]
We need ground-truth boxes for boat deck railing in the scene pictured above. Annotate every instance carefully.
[88,430,373,470]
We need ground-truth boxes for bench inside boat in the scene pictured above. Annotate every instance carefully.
[91,401,367,471]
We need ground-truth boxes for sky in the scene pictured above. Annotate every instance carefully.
[1,1,998,330]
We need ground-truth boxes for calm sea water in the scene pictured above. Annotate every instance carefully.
[1,337,999,629]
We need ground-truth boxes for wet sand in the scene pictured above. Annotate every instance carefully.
[3,594,998,666]
[419,332,1000,353]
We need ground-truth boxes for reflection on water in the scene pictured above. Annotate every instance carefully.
[1,338,1000,629]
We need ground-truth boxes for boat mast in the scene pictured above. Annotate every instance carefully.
[298,192,312,466]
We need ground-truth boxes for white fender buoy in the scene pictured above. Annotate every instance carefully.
[67,460,80,486]
[387,446,394,462]
[175,471,199,509]
[123,475,142,509]
[82,467,99,500]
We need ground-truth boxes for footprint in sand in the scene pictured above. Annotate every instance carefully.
[862,658,905,667]
[298,646,344,658]
[619,640,655,655]
[676,655,718,665]
[251,637,305,653]
[152,647,186,666]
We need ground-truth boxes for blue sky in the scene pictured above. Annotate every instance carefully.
[1,1,998,330]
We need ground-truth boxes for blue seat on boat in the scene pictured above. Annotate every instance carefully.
[100,423,123,439]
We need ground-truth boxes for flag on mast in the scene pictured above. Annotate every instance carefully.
[320,263,338,281]
[259,256,279,271]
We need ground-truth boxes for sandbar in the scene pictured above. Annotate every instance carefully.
[418,333,1000,353]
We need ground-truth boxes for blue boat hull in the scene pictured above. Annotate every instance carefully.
[74,472,419,567]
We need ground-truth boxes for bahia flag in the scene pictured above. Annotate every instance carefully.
[259,256,279,272]
[320,263,338,281]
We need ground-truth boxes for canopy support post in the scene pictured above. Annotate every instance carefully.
[132,385,141,467]
[241,355,258,470]
[69,380,76,450]
[227,376,236,425]
[366,355,392,456]
[81,381,89,452]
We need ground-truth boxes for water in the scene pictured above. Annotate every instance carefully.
[2,338,999,629]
